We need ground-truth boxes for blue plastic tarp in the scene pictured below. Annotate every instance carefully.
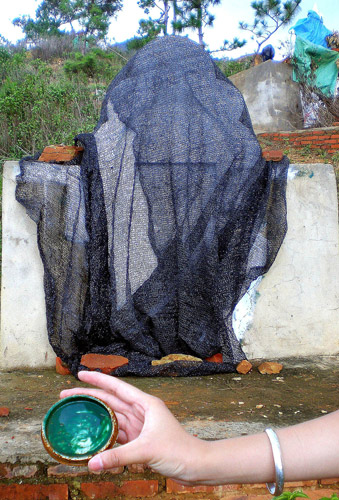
[290,10,332,48]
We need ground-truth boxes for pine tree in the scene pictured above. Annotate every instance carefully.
[239,0,302,54]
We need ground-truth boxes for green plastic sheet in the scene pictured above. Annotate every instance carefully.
[293,36,339,96]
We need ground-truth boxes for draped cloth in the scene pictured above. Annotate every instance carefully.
[16,36,288,376]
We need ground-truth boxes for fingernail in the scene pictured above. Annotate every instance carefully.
[88,454,103,471]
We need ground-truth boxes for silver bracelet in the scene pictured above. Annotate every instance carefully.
[265,428,284,496]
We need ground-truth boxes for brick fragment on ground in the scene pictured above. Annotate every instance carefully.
[236,360,253,374]
[0,407,10,417]
[262,149,284,161]
[258,361,283,374]
[38,145,84,163]
[56,357,71,376]
[205,353,223,363]
[81,353,129,374]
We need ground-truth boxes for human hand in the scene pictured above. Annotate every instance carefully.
[60,371,207,482]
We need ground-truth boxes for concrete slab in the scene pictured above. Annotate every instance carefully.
[229,61,303,133]
[1,161,338,369]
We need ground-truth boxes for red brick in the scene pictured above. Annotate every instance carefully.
[0,464,11,478]
[205,353,223,363]
[0,407,10,417]
[38,145,83,163]
[324,139,337,144]
[56,357,71,375]
[321,478,339,485]
[243,482,268,490]
[221,496,272,500]
[333,122,339,126]
[8,465,38,478]
[128,463,149,473]
[81,353,129,374]
[166,479,241,494]
[330,144,339,149]
[48,464,89,477]
[330,135,339,139]
[81,480,158,498]
[0,484,68,500]
[285,480,318,487]
[303,489,339,500]
[262,150,284,161]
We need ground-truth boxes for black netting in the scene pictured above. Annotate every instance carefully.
[16,36,288,376]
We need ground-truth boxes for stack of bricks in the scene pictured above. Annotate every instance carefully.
[0,462,338,499]
[258,124,339,155]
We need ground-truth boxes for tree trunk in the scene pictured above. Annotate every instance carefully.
[197,6,204,47]
[163,0,169,35]
[172,0,177,33]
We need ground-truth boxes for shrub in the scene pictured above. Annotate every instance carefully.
[216,55,253,77]
[0,53,102,161]
[64,48,125,80]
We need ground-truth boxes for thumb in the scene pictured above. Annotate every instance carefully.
[88,439,149,472]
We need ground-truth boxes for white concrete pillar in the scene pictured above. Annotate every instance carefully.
[0,162,55,369]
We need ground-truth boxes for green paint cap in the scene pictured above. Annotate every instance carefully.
[41,395,118,465]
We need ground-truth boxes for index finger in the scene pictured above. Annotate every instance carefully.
[78,371,154,407]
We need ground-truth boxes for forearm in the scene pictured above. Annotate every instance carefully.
[188,410,339,485]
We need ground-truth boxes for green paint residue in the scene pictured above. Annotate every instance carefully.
[46,400,112,458]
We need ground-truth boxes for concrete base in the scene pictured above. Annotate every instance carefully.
[1,161,338,369]
[229,61,303,133]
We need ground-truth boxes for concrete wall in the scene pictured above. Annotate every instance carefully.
[229,61,303,134]
[0,162,55,369]
[1,161,338,369]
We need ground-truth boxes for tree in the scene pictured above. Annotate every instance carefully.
[239,0,302,55]
[176,0,220,47]
[13,0,123,49]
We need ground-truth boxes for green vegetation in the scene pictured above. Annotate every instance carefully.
[0,45,126,162]
[272,492,339,500]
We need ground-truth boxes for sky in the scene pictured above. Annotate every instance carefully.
[1,0,339,60]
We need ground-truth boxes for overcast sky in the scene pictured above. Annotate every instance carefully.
[1,0,339,59]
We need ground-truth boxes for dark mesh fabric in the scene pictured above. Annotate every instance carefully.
[16,36,288,376]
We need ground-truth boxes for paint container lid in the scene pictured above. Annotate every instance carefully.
[41,395,118,465]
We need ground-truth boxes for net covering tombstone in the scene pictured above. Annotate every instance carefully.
[16,36,288,376]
